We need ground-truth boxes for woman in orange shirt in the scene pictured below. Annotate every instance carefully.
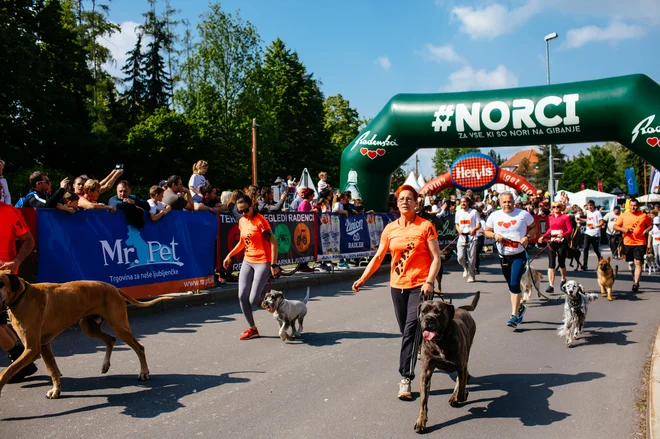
[352,185,442,400]
[223,195,281,340]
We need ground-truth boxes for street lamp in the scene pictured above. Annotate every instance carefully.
[545,32,559,200]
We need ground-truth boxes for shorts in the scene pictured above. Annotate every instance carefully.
[547,240,567,269]
[623,244,645,262]
[499,251,527,294]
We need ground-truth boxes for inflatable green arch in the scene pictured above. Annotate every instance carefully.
[339,74,660,211]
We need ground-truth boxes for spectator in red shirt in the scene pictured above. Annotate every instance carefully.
[0,201,38,382]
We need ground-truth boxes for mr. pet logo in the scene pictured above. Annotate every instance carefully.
[631,115,659,147]
[450,153,498,191]
[100,225,184,268]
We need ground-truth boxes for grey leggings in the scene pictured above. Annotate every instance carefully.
[238,261,271,327]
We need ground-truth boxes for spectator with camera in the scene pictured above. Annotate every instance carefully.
[21,171,68,208]
[78,180,116,213]
[163,175,194,211]
[258,186,287,213]
[72,166,123,197]
[107,180,149,210]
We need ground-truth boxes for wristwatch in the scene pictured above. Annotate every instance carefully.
[271,264,279,269]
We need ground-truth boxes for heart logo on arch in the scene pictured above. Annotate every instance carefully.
[376,148,386,156]
[648,137,659,147]
[360,147,368,155]
[367,150,378,159]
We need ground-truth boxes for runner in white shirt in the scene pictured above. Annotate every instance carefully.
[578,200,604,270]
[454,196,480,282]
[649,217,660,267]
[484,192,537,329]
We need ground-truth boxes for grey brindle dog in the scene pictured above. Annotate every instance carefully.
[414,291,480,434]
[262,287,309,341]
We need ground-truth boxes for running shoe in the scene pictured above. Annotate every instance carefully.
[467,276,475,283]
[239,327,260,340]
[398,378,412,400]
[298,265,314,273]
[337,262,350,270]
[545,286,554,293]
[463,269,468,278]
[506,315,519,328]
[632,283,639,292]
[517,304,526,323]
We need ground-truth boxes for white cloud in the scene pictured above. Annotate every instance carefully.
[451,0,543,40]
[561,22,647,49]
[418,43,466,64]
[99,21,142,78]
[549,0,659,25]
[376,56,391,71]
[442,65,519,92]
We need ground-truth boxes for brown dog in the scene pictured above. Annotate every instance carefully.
[414,291,480,433]
[596,257,618,301]
[0,271,172,399]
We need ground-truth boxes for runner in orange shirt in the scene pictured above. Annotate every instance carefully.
[0,201,38,382]
[614,198,653,291]
[352,185,441,400]
[223,195,281,340]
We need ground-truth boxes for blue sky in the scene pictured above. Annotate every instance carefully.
[104,0,660,178]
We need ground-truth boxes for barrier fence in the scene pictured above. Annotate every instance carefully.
[16,209,551,298]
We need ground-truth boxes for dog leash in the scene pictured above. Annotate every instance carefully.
[527,241,550,265]
[440,234,460,253]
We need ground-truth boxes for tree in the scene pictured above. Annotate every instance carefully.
[533,144,566,191]
[486,149,504,165]
[558,145,624,193]
[516,157,533,179]
[121,32,146,121]
[432,147,479,175]
[323,94,360,184]
[390,167,406,192]
[141,2,172,113]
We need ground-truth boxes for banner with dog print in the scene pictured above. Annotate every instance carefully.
[216,212,316,271]
[36,210,218,298]
[317,213,398,261]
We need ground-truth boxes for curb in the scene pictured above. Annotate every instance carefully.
[650,325,660,439]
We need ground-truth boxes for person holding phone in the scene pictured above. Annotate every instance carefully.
[223,195,281,340]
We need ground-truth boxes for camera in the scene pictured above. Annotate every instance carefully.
[115,164,124,169]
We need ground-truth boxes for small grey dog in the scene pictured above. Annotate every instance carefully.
[558,280,598,347]
[262,287,310,341]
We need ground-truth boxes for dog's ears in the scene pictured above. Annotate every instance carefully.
[577,283,585,295]
[561,282,568,293]
[7,273,21,292]
[445,304,455,321]
[607,256,611,263]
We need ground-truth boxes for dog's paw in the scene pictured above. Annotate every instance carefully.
[46,388,61,399]
[448,395,460,407]
[279,333,289,341]
[138,372,150,381]
[413,417,427,433]
[102,361,111,374]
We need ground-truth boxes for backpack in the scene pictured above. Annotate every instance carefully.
[14,191,37,208]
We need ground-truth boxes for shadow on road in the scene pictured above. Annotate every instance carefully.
[2,371,260,421]
[300,330,400,347]
[422,371,605,433]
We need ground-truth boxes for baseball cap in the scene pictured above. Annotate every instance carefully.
[158,180,167,187]
[613,205,621,211]
[654,217,660,225]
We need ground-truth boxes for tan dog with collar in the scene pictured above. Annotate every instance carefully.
[0,271,172,399]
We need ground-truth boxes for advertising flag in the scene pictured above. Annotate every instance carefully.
[625,167,639,195]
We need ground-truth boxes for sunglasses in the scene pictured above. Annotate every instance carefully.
[238,208,250,214]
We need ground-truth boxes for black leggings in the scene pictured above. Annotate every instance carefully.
[608,234,621,256]
[583,235,602,266]
[475,235,485,270]
[547,240,568,269]
[390,286,422,380]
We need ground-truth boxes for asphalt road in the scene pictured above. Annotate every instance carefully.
[1,250,659,439]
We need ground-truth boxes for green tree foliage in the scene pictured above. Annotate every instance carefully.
[533,145,566,190]
[558,145,624,193]
[323,94,360,185]
[121,32,146,121]
[390,167,407,192]
[432,147,480,175]
[486,149,504,165]
[141,1,172,113]
[516,157,533,179]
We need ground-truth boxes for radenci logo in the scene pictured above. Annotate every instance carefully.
[100,225,184,268]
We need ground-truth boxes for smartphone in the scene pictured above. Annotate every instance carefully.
[116,164,124,169]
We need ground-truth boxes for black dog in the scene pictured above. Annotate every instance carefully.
[567,246,583,270]
[414,292,480,433]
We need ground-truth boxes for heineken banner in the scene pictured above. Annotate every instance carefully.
[317,213,398,261]
[217,212,316,271]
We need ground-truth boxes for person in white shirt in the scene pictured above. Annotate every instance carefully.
[455,196,481,282]
[188,160,208,203]
[603,206,622,259]
[578,200,604,270]
[147,185,171,222]
[484,192,537,329]
[317,171,329,194]
[649,217,660,267]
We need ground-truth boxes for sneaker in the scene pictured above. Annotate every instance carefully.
[545,286,554,294]
[337,262,350,270]
[467,276,475,283]
[632,283,639,292]
[582,266,589,271]
[506,315,519,328]
[463,269,468,278]
[8,362,38,383]
[560,279,566,290]
[398,378,412,400]
[298,265,314,273]
[517,304,526,323]
[239,327,260,340]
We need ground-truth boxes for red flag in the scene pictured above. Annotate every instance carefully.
[597,180,603,192]
[580,182,585,190]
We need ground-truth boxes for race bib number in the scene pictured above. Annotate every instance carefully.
[655,237,660,241]
[551,229,562,236]
[459,220,470,225]
[502,239,519,249]
[587,223,594,229]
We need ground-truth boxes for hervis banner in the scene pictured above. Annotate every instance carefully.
[217,212,316,271]
[36,210,218,298]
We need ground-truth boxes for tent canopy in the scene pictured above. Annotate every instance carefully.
[569,189,618,211]
[554,189,575,202]
[404,171,421,191]
[637,194,660,203]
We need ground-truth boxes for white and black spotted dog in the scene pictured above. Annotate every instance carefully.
[558,280,598,347]
[643,253,659,274]
[262,287,310,341]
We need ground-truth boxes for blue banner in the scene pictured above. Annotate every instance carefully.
[36,210,218,296]
[625,167,639,195]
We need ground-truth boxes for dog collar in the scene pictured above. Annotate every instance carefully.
[4,287,27,310]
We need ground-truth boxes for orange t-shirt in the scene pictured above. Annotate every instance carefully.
[615,211,652,246]
[380,216,438,289]
[0,202,30,273]
[239,214,273,264]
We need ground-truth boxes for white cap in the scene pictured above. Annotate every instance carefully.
[431,205,439,213]
[654,217,660,225]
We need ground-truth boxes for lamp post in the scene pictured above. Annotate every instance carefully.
[545,32,559,200]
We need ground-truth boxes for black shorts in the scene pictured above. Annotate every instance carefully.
[547,240,568,269]
[0,310,7,325]
[623,244,645,262]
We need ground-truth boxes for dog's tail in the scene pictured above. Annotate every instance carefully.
[118,289,174,307]
[458,291,480,311]
[557,325,569,337]
[613,264,618,280]
[302,287,310,304]
[585,292,599,302]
